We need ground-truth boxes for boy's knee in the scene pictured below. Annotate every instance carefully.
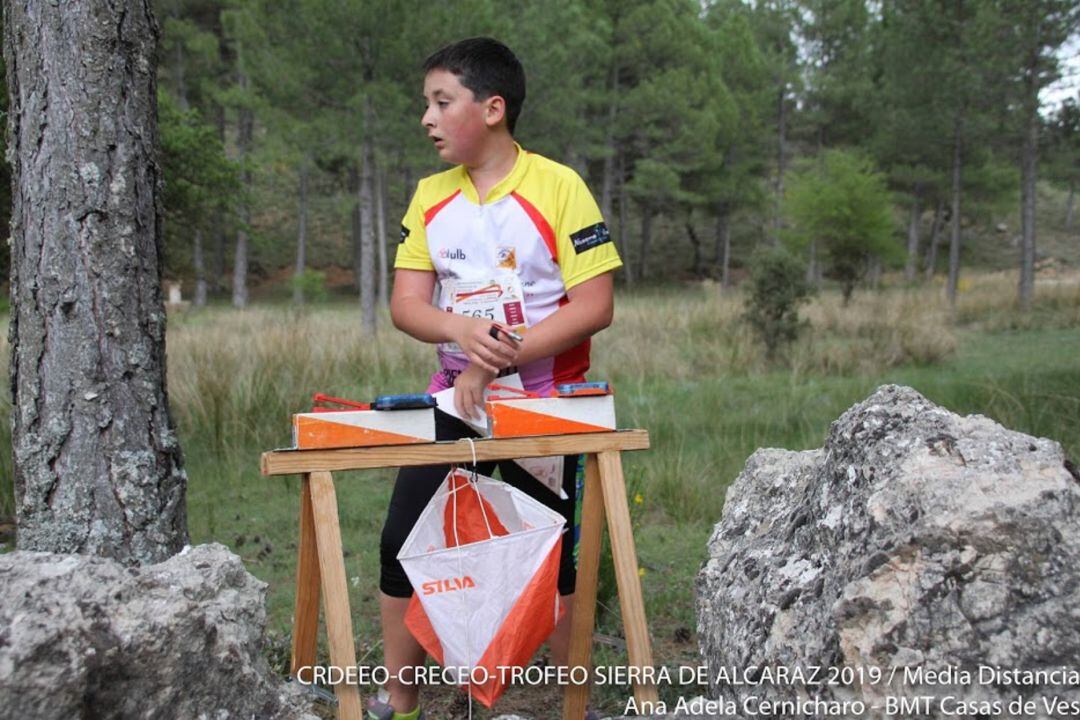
[380,524,415,598]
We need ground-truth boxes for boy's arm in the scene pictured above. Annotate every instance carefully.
[512,271,614,366]
[450,271,614,420]
[390,269,519,374]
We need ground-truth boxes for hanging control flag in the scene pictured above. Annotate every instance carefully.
[398,469,566,707]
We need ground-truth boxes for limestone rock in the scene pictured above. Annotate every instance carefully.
[697,385,1080,718]
[0,543,317,720]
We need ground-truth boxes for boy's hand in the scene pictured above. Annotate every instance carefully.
[452,316,520,373]
[454,363,498,420]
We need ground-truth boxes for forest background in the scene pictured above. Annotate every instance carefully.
[1,1,1079,716]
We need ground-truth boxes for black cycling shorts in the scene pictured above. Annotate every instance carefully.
[380,410,579,598]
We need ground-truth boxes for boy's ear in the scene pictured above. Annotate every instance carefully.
[483,95,507,129]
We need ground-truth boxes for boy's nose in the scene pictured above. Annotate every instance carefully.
[421,107,435,129]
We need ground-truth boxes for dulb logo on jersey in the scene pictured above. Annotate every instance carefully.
[422,575,476,595]
[439,248,467,260]
[570,222,611,254]
[399,225,410,243]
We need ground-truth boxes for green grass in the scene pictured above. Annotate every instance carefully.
[2,279,1080,715]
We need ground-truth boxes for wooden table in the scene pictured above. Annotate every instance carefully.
[261,429,658,720]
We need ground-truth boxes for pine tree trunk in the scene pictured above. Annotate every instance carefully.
[618,150,632,286]
[376,162,388,308]
[686,215,702,278]
[350,163,361,292]
[600,67,618,222]
[947,121,963,308]
[193,228,207,307]
[925,200,944,281]
[293,163,309,305]
[211,105,227,296]
[773,84,787,246]
[715,204,732,289]
[359,129,376,334]
[905,192,922,282]
[232,98,252,308]
[1018,74,1038,312]
[5,0,188,564]
[639,205,653,282]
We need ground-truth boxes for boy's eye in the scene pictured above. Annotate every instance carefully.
[437,101,449,108]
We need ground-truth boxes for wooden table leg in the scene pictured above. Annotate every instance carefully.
[597,451,658,707]
[564,454,605,720]
[309,471,363,720]
[291,474,321,680]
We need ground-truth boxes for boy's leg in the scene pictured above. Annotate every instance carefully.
[377,411,494,712]
[377,592,427,713]
[378,463,447,713]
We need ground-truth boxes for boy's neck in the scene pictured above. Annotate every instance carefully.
[465,134,518,204]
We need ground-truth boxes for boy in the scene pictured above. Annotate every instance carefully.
[374,37,620,720]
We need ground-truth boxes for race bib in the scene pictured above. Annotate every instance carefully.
[439,273,527,355]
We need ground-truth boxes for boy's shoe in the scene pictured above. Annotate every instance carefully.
[365,697,424,720]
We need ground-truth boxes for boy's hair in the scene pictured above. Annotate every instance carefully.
[423,37,526,134]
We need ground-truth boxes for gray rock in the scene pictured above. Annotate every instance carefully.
[0,543,317,720]
[697,384,1080,718]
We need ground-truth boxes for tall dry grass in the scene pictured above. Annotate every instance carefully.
[594,280,958,381]
[952,271,1080,330]
[1,271,1077,525]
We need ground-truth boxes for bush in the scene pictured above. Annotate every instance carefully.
[290,269,328,304]
[743,247,813,360]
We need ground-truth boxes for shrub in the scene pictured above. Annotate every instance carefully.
[743,247,813,360]
[290,269,328,304]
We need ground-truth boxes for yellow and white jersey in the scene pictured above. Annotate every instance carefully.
[395,145,621,395]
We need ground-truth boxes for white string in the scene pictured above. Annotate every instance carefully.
[450,468,475,720]
[464,439,496,539]
[466,437,478,467]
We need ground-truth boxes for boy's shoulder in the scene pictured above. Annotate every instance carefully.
[415,149,586,201]
[520,150,582,184]
[414,164,468,203]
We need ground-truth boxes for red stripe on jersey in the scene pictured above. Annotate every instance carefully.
[552,294,590,385]
[511,191,558,262]
[424,190,461,226]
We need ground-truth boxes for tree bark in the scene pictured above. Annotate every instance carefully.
[905,191,922,282]
[293,162,309,305]
[947,119,963,307]
[6,0,188,564]
[376,161,388,308]
[925,200,944,281]
[359,126,376,334]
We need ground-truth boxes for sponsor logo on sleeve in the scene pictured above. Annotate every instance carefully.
[569,222,611,254]
[399,224,410,243]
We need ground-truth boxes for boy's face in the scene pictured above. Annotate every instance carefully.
[421,69,501,165]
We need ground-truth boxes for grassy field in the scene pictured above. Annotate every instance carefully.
[1,272,1079,716]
